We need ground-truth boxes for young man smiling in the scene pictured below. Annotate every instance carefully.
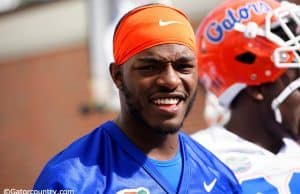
[33,4,241,193]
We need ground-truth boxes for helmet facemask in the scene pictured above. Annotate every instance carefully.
[268,2,300,123]
[233,1,300,123]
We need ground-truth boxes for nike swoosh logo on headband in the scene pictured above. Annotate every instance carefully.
[159,19,183,26]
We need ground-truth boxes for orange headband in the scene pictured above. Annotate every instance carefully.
[113,4,196,65]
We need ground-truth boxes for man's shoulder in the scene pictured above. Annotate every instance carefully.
[192,126,228,151]
[180,130,234,170]
[179,132,242,193]
[49,121,115,162]
[33,121,117,190]
[192,126,229,142]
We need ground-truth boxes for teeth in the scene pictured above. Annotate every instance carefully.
[153,98,179,105]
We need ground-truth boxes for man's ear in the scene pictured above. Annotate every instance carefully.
[245,85,264,101]
[109,62,123,90]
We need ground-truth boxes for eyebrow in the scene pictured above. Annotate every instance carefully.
[137,56,196,63]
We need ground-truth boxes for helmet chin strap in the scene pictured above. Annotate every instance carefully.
[272,77,300,123]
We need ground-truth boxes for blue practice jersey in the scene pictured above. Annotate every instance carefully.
[34,121,241,193]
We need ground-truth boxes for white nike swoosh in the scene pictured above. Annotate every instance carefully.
[159,19,183,26]
[203,178,217,193]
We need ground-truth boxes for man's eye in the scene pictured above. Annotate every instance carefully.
[175,64,194,72]
[138,65,155,71]
[136,65,161,73]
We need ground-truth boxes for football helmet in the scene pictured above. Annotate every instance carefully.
[196,0,300,123]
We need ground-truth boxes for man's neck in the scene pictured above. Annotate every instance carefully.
[226,105,284,154]
[114,115,179,160]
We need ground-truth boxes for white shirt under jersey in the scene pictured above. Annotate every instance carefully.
[192,126,300,194]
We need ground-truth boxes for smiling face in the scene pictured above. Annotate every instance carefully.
[114,44,198,135]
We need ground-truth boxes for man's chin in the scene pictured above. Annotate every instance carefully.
[151,121,183,135]
[153,127,180,135]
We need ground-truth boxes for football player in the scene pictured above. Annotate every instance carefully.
[193,0,300,193]
[34,4,241,193]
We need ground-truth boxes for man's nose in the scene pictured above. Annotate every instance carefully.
[156,64,180,90]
